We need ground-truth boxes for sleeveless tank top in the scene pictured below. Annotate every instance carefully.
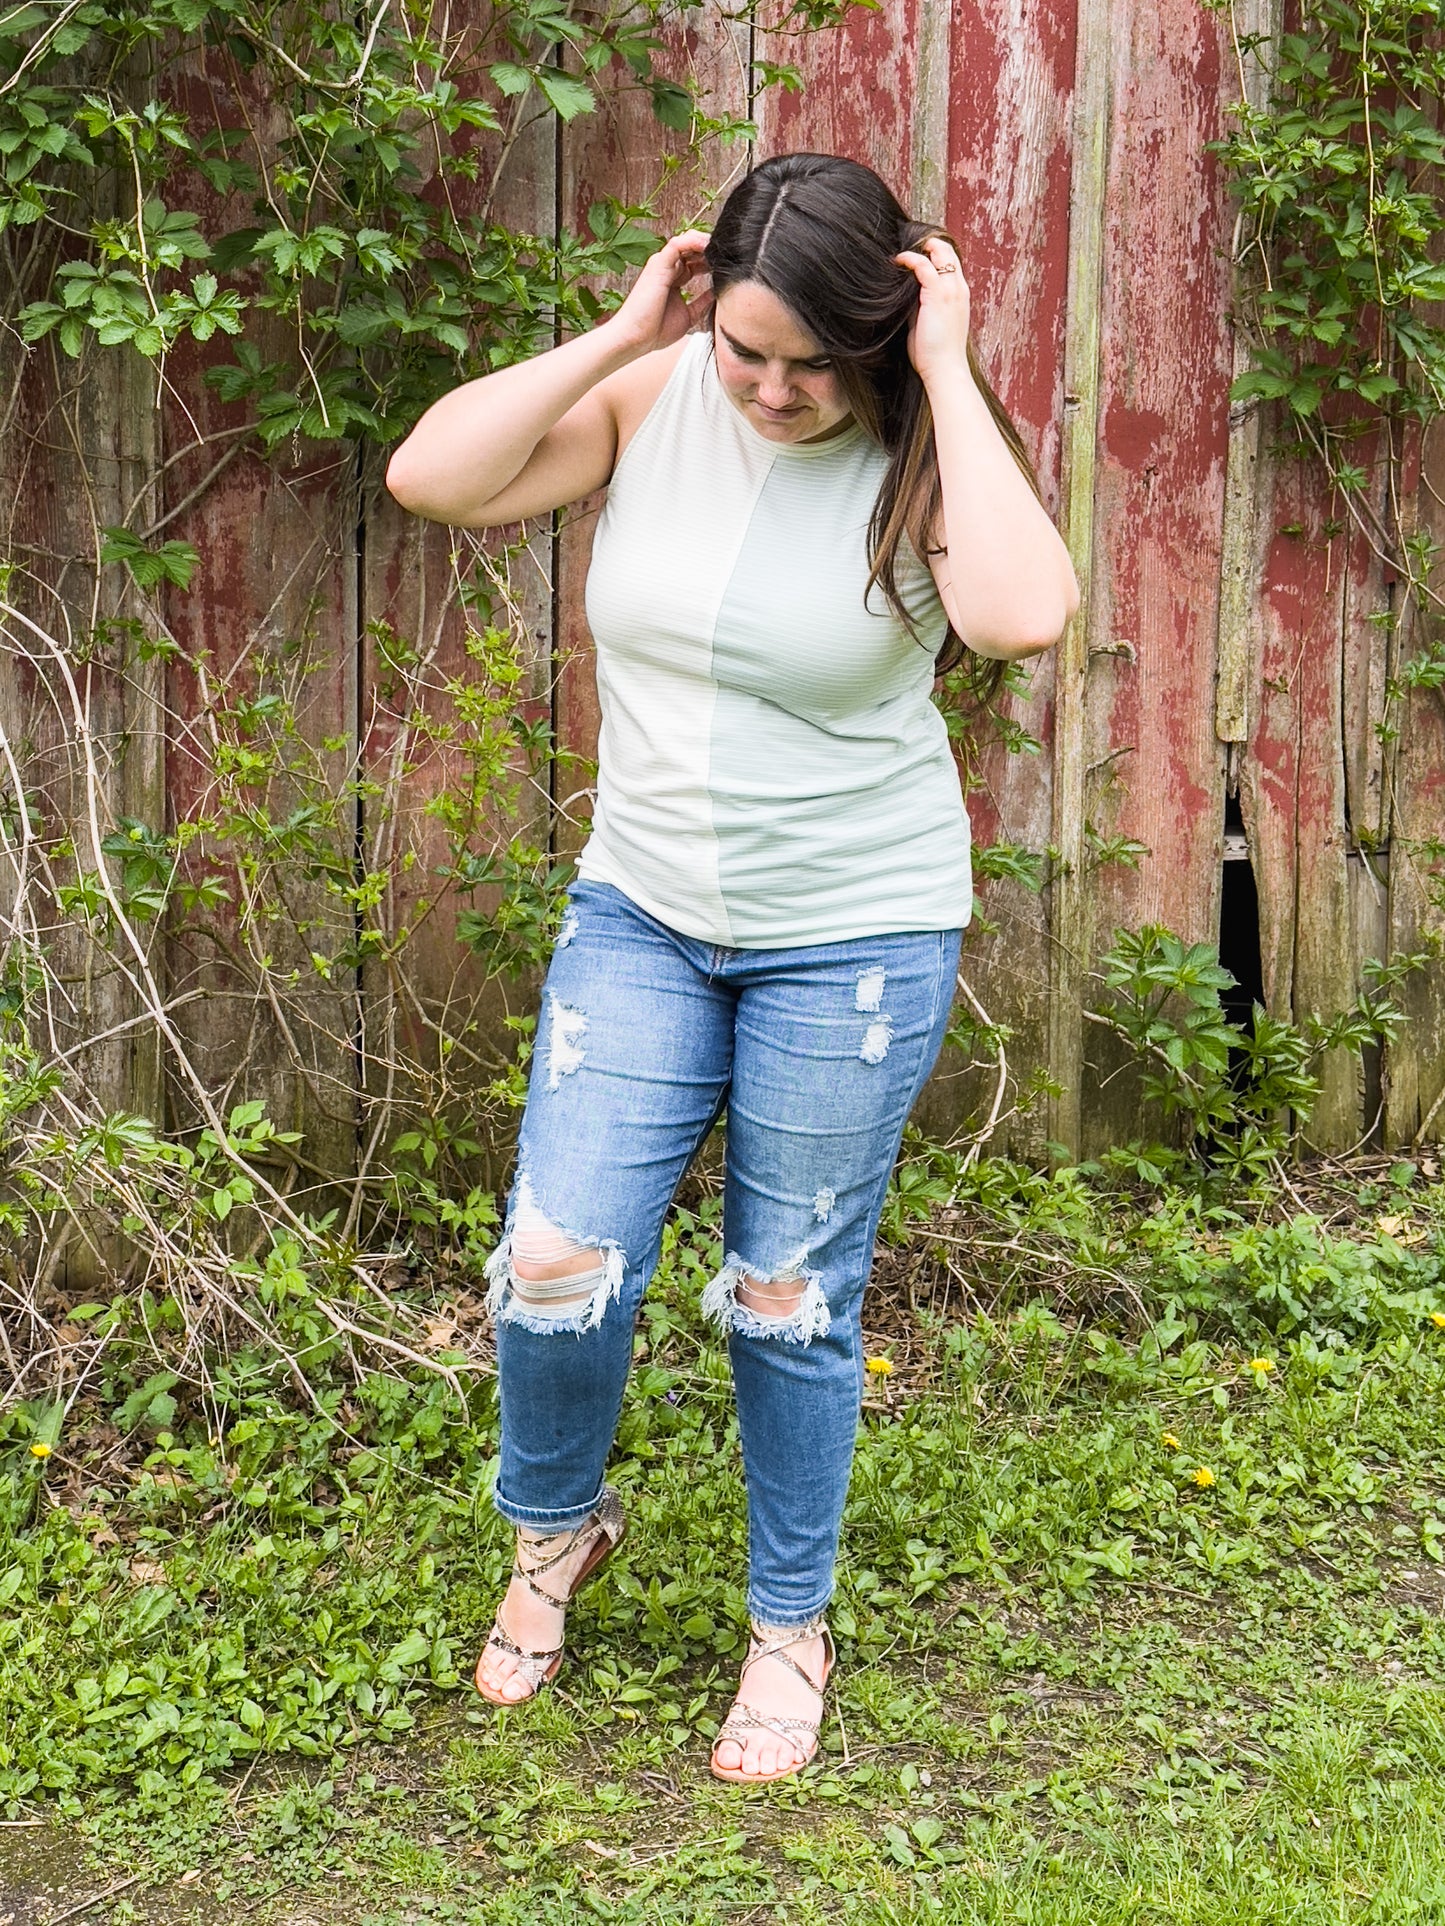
[575,330,972,948]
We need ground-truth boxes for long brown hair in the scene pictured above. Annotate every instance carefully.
[703,153,1043,700]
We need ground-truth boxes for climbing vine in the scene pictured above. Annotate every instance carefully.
[1207,0,1445,779]
[0,0,870,1403]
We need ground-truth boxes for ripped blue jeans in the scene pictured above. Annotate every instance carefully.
[486,880,961,1626]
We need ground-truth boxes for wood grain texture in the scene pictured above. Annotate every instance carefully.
[1073,0,1237,1151]
[945,0,1076,1153]
[358,97,557,1200]
[910,0,953,223]
[1,320,162,1282]
[156,53,360,1198]
[161,423,360,1190]
[6,0,1442,1190]
[1049,0,1110,1154]
[1237,441,1363,1145]
[757,0,923,192]
[1330,427,1396,1151]
[1384,412,1445,1147]
[1214,0,1282,753]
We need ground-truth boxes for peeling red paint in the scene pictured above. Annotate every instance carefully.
[1083,0,1234,974]
[17,3,1435,1159]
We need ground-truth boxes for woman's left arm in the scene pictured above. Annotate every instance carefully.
[897,236,1079,661]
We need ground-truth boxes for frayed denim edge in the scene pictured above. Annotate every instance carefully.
[482,1176,626,1335]
[701,1250,832,1344]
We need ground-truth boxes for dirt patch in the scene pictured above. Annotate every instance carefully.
[0,1824,230,1926]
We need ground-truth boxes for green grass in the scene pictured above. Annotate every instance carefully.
[4,1154,1445,1921]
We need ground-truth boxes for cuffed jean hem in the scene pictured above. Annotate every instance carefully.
[746,1586,834,1629]
[492,1478,608,1533]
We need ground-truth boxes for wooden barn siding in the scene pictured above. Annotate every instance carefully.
[5,0,1444,1212]
[946,0,1076,1159]
[160,56,362,1202]
[356,99,559,1208]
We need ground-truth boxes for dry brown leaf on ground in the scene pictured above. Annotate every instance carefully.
[421,1316,461,1352]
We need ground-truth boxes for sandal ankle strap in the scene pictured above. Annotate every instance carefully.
[741,1614,834,1699]
[513,1486,625,1608]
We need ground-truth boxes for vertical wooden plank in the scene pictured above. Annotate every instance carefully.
[1214,0,1283,764]
[757,1,924,189]
[942,0,1077,1155]
[1340,422,1398,1141]
[1048,0,1111,1156]
[358,90,557,1201]
[1340,427,1392,851]
[1289,532,1358,1145]
[2,340,159,1124]
[157,55,360,1193]
[0,306,162,1279]
[162,419,360,1184]
[1068,0,1239,1153]
[910,0,953,225]
[1384,413,1445,1146]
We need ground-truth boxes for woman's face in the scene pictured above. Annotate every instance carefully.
[711,281,852,444]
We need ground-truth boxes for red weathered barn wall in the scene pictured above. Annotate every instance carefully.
[746,0,1444,1154]
[5,0,1444,1196]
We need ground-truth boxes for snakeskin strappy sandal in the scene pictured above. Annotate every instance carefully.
[710,1614,835,1784]
[474,1486,626,1706]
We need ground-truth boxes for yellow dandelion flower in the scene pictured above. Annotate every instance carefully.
[865,1356,894,1377]
[29,1442,51,1459]
[1431,1312,1445,1330]
[1161,1432,1182,1451]
[1248,1357,1276,1376]
[1190,1466,1215,1487]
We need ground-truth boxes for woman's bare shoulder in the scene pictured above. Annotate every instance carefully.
[606,334,696,464]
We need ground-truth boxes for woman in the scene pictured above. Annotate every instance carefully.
[386,152,1077,1784]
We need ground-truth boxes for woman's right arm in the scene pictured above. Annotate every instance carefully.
[385,230,710,528]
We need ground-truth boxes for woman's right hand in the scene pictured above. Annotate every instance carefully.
[607,229,712,357]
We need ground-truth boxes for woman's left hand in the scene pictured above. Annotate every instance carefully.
[895,235,972,387]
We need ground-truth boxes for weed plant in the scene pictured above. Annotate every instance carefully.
[3,1146,1445,1921]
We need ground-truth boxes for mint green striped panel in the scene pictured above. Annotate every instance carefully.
[578,332,971,948]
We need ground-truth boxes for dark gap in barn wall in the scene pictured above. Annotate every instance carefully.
[1354,846,1389,1147]
[1343,562,1391,1150]
[1218,789,1265,1098]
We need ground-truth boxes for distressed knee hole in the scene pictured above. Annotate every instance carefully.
[736,1272,808,1319]
[701,1249,832,1344]
[484,1180,624,1333]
